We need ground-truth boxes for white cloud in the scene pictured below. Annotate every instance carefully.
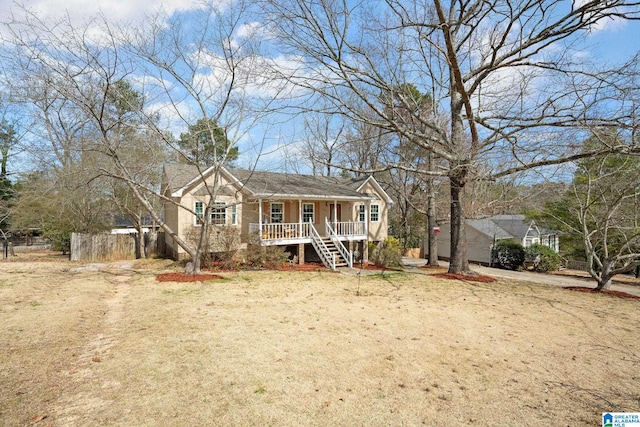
[571,0,628,33]
[235,21,262,39]
[1,0,201,24]
[144,100,192,135]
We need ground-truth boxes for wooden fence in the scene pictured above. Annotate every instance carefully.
[566,259,589,271]
[70,233,136,262]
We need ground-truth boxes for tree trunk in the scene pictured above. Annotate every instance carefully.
[594,260,613,291]
[190,218,210,274]
[595,276,612,291]
[448,175,469,274]
[136,221,146,259]
[120,176,198,269]
[590,259,615,291]
[426,173,438,266]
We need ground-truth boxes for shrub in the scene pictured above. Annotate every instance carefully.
[371,237,402,268]
[525,243,562,273]
[244,243,290,269]
[491,240,525,270]
[184,225,241,269]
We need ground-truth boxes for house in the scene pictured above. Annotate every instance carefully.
[436,214,560,265]
[161,164,393,269]
[109,213,156,235]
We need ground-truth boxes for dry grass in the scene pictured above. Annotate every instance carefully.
[1,254,639,426]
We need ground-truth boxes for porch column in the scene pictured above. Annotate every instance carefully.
[364,201,370,239]
[333,199,337,229]
[298,199,302,238]
[258,199,263,239]
[364,201,370,262]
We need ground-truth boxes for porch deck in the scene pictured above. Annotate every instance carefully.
[249,221,366,245]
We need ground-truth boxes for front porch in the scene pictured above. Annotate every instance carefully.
[249,220,366,270]
[249,220,366,245]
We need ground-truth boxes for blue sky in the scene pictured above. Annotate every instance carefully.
[583,15,639,64]
[2,0,639,177]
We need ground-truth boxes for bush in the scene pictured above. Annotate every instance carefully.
[491,240,525,270]
[370,237,402,268]
[184,225,241,269]
[244,243,290,269]
[525,243,562,273]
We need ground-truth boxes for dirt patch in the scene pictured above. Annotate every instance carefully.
[156,272,224,282]
[276,262,331,272]
[433,272,497,282]
[565,286,640,300]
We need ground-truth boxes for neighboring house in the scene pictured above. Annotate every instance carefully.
[110,214,157,235]
[161,164,393,269]
[437,214,560,265]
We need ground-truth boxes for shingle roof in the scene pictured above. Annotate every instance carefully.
[489,215,532,239]
[228,168,371,199]
[163,164,376,200]
[163,163,209,193]
[468,215,535,240]
[467,219,512,240]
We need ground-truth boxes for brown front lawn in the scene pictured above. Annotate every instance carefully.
[1,256,638,426]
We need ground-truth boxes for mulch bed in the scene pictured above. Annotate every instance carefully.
[432,272,497,283]
[156,272,224,282]
[565,286,640,300]
[419,265,448,270]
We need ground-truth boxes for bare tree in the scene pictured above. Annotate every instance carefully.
[540,131,640,290]
[3,1,281,272]
[302,114,347,176]
[263,0,640,273]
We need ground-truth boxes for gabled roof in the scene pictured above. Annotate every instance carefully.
[163,164,392,202]
[488,215,533,239]
[467,215,552,240]
[467,218,513,240]
[163,164,212,195]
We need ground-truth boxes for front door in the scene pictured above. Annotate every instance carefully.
[329,203,342,222]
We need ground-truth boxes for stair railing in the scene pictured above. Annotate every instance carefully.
[324,218,353,268]
[309,223,335,270]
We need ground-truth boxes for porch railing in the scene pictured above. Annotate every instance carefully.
[250,220,365,241]
[324,220,365,237]
[249,222,311,240]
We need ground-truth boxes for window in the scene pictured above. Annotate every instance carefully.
[194,201,227,225]
[271,203,284,223]
[358,205,366,222]
[211,202,226,225]
[370,204,380,222]
[194,201,204,225]
[231,203,238,225]
[302,203,314,223]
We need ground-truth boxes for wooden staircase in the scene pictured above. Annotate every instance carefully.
[321,237,348,268]
[308,222,352,270]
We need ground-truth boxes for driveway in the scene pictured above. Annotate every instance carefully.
[401,257,640,297]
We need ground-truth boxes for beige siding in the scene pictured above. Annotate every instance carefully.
[357,181,389,242]
[168,175,243,257]
[241,200,260,241]
[163,196,181,258]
